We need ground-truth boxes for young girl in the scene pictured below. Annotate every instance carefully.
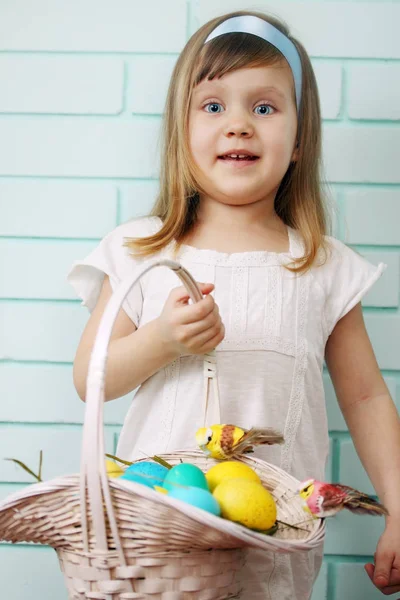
[68,10,400,600]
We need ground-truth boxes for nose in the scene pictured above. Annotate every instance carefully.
[224,108,254,138]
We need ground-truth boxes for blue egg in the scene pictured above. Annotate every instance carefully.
[168,486,221,516]
[120,461,168,488]
[163,463,209,492]
[120,471,155,488]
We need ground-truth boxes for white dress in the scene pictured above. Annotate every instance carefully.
[68,215,386,600]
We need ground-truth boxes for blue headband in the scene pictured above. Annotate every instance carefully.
[204,15,302,113]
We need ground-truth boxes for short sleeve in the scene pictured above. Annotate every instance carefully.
[67,216,161,327]
[315,237,387,337]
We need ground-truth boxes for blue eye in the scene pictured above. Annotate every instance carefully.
[255,104,274,115]
[204,102,224,113]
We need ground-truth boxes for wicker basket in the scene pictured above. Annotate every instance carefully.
[0,259,325,600]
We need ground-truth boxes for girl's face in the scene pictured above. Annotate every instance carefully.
[188,63,298,208]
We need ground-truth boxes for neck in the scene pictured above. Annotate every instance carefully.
[196,195,282,231]
[181,194,289,253]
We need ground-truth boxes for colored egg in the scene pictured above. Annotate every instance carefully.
[163,463,209,492]
[120,461,168,488]
[105,459,124,478]
[213,478,277,530]
[168,485,221,516]
[206,461,261,492]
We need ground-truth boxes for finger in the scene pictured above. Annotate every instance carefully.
[366,561,400,591]
[198,282,215,294]
[364,563,374,582]
[376,583,400,595]
[373,552,395,589]
[178,294,216,325]
[181,305,221,337]
[195,323,225,352]
[169,283,214,305]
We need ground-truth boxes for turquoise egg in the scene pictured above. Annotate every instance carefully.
[168,485,221,516]
[163,463,209,492]
[120,461,168,488]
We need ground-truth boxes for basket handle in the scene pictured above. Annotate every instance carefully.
[80,259,220,563]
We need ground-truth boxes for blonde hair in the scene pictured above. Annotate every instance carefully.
[125,9,333,272]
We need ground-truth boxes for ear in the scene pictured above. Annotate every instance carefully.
[291,143,299,163]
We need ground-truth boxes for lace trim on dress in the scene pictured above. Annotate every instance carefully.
[159,358,180,452]
[280,271,310,473]
[169,224,300,267]
[176,246,292,267]
[218,336,296,356]
[263,266,282,338]
[231,267,249,336]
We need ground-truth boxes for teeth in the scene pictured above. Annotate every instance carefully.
[225,154,253,159]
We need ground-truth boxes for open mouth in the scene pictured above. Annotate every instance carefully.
[218,154,259,162]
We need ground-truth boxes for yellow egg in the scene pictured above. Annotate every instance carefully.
[154,485,168,494]
[213,478,277,530]
[206,461,261,492]
[105,459,124,478]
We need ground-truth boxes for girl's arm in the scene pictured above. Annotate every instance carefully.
[73,276,223,402]
[325,302,400,592]
[325,302,400,520]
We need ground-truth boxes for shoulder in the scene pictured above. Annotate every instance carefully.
[312,235,374,276]
[71,216,163,280]
[310,235,386,336]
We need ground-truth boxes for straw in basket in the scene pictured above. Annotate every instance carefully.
[0,259,325,600]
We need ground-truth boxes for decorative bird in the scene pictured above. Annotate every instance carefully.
[196,424,284,460]
[298,479,388,518]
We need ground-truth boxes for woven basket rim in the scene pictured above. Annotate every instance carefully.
[0,450,325,553]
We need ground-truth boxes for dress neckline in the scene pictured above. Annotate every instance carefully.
[178,226,294,257]
[153,216,303,263]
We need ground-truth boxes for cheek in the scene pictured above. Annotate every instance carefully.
[189,125,214,165]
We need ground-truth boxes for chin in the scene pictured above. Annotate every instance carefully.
[217,191,268,205]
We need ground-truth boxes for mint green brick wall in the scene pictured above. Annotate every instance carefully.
[0,2,398,599]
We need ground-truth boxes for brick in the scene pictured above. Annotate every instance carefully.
[119,181,159,224]
[312,61,342,119]
[0,302,87,362]
[0,240,96,299]
[339,440,374,495]
[0,181,117,238]
[324,509,384,555]
[196,2,400,58]
[0,363,84,423]
[361,252,399,308]
[130,56,178,114]
[105,394,134,426]
[348,63,400,120]
[325,373,397,431]
[0,118,161,178]
[343,188,400,246]
[326,438,333,482]
[0,56,123,114]
[0,483,26,502]
[334,562,386,600]
[0,545,68,599]
[365,314,400,370]
[311,561,328,600]
[0,425,113,482]
[0,0,187,53]
[323,126,400,183]
[0,363,134,424]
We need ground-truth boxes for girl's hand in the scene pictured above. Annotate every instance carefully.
[157,282,225,356]
[364,517,400,595]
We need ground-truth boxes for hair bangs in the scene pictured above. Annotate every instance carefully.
[193,33,284,86]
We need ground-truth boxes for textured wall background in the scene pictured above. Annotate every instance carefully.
[0,1,399,599]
